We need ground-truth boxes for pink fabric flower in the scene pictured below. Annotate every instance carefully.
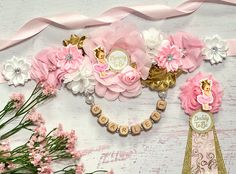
[155,41,182,72]
[83,22,151,101]
[10,93,25,109]
[31,48,66,88]
[56,44,83,71]
[169,32,204,72]
[179,72,223,115]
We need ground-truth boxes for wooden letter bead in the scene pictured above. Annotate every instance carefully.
[156,100,167,111]
[107,122,118,133]
[98,114,109,126]
[141,119,153,131]
[150,111,161,123]
[119,125,129,137]
[131,124,142,136]
[91,105,102,116]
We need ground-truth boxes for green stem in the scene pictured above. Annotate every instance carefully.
[54,165,76,173]
[86,170,108,174]
[0,121,32,140]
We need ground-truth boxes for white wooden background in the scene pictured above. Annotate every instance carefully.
[0,0,236,173]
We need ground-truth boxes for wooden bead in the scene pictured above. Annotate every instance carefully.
[97,114,109,126]
[107,122,118,133]
[156,100,167,111]
[150,111,161,123]
[119,125,129,137]
[91,105,102,116]
[141,119,153,131]
[131,124,142,136]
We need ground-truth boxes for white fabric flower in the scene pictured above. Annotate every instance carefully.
[142,28,168,62]
[64,58,95,94]
[202,35,228,64]
[142,28,167,50]
[2,56,30,86]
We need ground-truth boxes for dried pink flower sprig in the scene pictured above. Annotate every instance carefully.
[0,85,111,174]
[0,123,110,174]
[0,83,56,140]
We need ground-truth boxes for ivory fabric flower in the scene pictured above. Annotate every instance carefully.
[2,56,30,86]
[202,35,228,64]
[31,48,66,88]
[155,41,182,72]
[83,22,151,101]
[169,32,204,72]
[64,57,95,94]
[142,28,168,61]
[142,28,166,50]
[56,44,83,71]
[179,72,223,115]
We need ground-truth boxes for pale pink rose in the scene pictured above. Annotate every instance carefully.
[119,66,141,86]
[155,41,182,72]
[56,44,83,71]
[31,48,66,88]
[83,22,151,101]
[169,32,204,72]
[179,72,223,115]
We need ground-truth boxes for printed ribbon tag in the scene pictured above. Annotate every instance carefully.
[179,72,227,174]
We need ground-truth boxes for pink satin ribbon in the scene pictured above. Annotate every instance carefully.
[0,0,236,51]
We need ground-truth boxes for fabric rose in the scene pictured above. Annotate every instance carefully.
[179,72,223,115]
[83,22,151,101]
[31,48,66,88]
[119,66,141,86]
[169,32,204,72]
[155,41,182,72]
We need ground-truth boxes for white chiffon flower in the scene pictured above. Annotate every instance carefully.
[64,58,95,94]
[202,35,228,64]
[142,28,168,62]
[142,28,167,50]
[2,56,30,86]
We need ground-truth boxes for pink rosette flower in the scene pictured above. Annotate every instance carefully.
[83,22,151,101]
[179,72,223,115]
[56,44,83,71]
[169,32,204,72]
[31,48,66,88]
[155,41,182,72]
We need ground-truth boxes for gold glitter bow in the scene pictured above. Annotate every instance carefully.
[63,34,86,49]
[141,65,183,91]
